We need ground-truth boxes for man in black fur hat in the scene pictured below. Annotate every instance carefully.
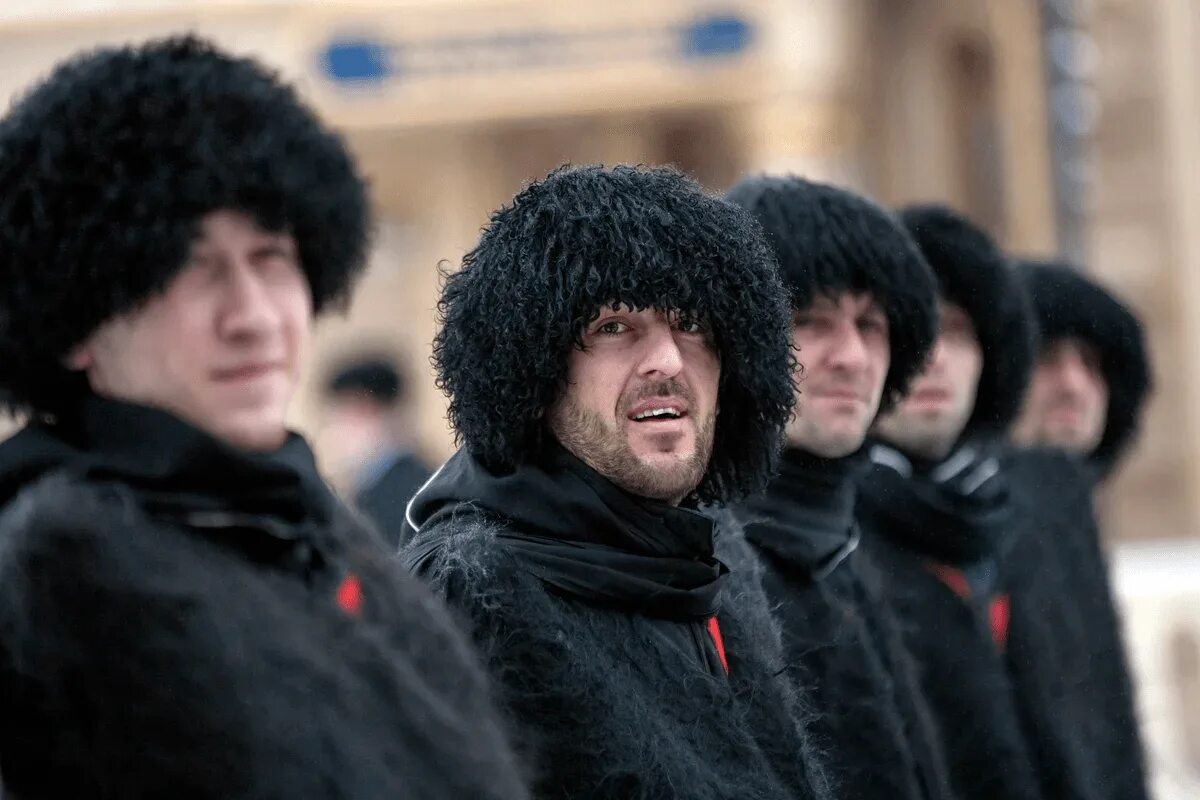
[725,176,954,800]
[402,164,831,800]
[1012,260,1152,479]
[855,205,1046,800]
[0,37,526,799]
[1001,261,1154,800]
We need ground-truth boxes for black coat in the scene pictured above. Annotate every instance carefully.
[739,449,955,800]
[0,398,527,800]
[353,450,431,550]
[402,446,832,800]
[1002,447,1151,800]
[856,447,1045,800]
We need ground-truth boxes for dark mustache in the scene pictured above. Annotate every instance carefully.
[623,379,694,411]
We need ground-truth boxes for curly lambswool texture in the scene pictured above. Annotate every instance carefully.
[725,175,939,412]
[410,508,833,800]
[1015,259,1152,474]
[434,164,795,504]
[0,35,370,417]
[899,205,1036,435]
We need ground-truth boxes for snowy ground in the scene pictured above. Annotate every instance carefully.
[1112,540,1200,800]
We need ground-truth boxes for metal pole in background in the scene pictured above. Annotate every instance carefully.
[1040,0,1098,267]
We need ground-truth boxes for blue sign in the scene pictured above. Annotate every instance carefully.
[317,12,755,88]
[321,38,395,83]
[681,15,753,60]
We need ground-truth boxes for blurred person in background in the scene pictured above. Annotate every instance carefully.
[0,36,526,800]
[1001,259,1154,800]
[1012,259,1152,482]
[403,164,832,800]
[726,175,955,800]
[857,205,1045,800]
[320,354,431,549]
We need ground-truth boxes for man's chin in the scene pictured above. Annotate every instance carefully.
[618,450,702,501]
[211,408,289,452]
[815,436,866,460]
[1044,427,1094,453]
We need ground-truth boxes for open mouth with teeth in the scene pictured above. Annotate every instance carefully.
[629,407,685,421]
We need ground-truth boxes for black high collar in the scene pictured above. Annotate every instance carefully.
[741,447,863,578]
[404,443,728,621]
[857,440,1013,566]
[0,395,334,525]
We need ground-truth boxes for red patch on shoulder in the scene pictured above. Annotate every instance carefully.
[707,616,730,675]
[336,572,363,617]
[990,593,1011,649]
[926,562,972,600]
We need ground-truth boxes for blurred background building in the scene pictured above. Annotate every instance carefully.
[0,0,1197,795]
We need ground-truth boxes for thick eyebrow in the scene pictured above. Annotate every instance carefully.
[250,239,296,256]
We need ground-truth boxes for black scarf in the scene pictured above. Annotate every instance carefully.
[0,395,337,565]
[403,445,728,621]
[857,440,1013,567]
[741,447,864,579]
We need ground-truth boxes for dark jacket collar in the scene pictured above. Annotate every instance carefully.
[741,446,863,578]
[404,443,728,621]
[857,438,1013,566]
[0,395,334,526]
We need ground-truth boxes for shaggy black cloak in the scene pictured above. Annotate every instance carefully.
[404,446,830,800]
[860,206,1046,800]
[1014,260,1152,477]
[726,175,952,800]
[1001,447,1151,800]
[0,36,369,419]
[0,398,527,799]
[738,449,955,800]
[857,443,1045,800]
[1005,265,1151,798]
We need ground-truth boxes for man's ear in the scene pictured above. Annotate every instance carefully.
[64,341,94,372]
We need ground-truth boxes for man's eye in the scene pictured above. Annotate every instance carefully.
[675,315,708,334]
[596,320,628,336]
[796,315,831,331]
[257,245,292,261]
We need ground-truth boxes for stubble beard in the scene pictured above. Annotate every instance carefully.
[550,395,716,504]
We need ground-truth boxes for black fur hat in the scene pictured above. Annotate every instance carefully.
[899,205,1035,435]
[1016,259,1152,471]
[434,164,795,504]
[0,36,370,418]
[724,175,938,412]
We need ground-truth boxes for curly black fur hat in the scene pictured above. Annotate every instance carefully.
[434,164,795,504]
[0,35,370,417]
[1016,259,1152,471]
[724,175,938,412]
[899,204,1035,435]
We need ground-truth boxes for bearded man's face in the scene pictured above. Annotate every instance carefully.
[547,304,720,504]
